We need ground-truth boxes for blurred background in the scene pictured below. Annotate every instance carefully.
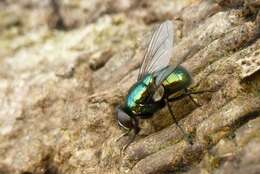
[0,0,198,57]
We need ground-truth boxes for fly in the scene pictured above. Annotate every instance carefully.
[116,20,213,151]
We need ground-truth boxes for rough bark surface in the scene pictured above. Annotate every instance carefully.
[0,0,259,174]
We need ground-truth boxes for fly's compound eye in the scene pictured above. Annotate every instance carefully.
[116,106,133,130]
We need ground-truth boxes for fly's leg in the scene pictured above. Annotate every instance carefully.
[115,130,131,142]
[184,88,201,107]
[184,88,216,106]
[121,118,140,152]
[166,98,193,145]
[168,88,215,105]
[167,93,187,102]
[122,130,137,152]
[185,89,216,94]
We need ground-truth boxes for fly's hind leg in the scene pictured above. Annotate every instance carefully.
[184,88,216,107]
[168,88,215,106]
[166,98,193,145]
[184,88,201,107]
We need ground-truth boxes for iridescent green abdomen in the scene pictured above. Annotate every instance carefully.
[162,66,192,95]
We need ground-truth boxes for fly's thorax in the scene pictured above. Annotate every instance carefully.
[124,74,155,115]
[142,74,154,86]
[162,66,192,95]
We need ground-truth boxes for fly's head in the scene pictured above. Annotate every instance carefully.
[115,105,134,131]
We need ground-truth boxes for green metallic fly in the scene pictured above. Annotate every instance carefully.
[116,20,211,150]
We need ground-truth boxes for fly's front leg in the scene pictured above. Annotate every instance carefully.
[115,130,131,142]
[122,117,140,152]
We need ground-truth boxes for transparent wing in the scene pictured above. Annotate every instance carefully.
[138,20,174,81]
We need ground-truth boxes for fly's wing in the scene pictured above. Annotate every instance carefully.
[138,20,176,86]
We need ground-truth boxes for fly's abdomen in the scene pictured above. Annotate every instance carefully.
[162,66,192,95]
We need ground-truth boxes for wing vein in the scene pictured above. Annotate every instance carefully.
[137,20,178,89]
